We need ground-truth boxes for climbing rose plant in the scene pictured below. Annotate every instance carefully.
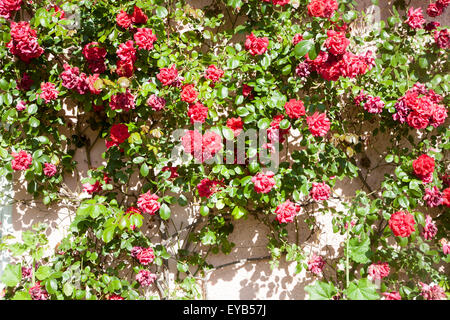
[0,0,449,300]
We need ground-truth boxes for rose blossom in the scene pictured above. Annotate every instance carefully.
[88,74,102,95]
[434,29,450,49]
[308,254,325,275]
[182,130,223,163]
[0,0,23,19]
[109,90,135,112]
[295,62,311,78]
[16,100,26,111]
[7,21,44,63]
[21,266,32,279]
[368,262,390,280]
[423,186,443,207]
[147,94,166,111]
[382,291,401,300]
[157,64,179,86]
[131,6,148,24]
[310,182,331,201]
[131,246,143,258]
[307,0,338,18]
[389,211,416,238]
[226,117,244,137]
[29,282,49,300]
[83,181,101,194]
[422,215,438,240]
[419,282,447,300]
[413,154,435,183]
[17,72,33,91]
[134,28,157,50]
[325,30,349,56]
[161,166,179,179]
[43,163,57,177]
[204,65,224,84]
[136,270,157,287]
[292,33,303,46]
[430,104,448,127]
[137,191,160,215]
[306,112,331,137]
[405,7,425,29]
[180,84,198,103]
[188,102,208,124]
[136,247,155,265]
[39,82,59,103]
[108,294,124,300]
[117,40,136,62]
[426,3,444,17]
[11,150,32,171]
[284,99,306,119]
[443,188,450,207]
[275,200,301,224]
[252,171,276,194]
[197,178,222,198]
[242,84,254,99]
[116,9,132,29]
[442,239,450,254]
[110,124,130,144]
[363,96,385,114]
[245,32,269,56]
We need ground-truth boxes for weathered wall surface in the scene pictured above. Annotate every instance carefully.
[3,0,449,299]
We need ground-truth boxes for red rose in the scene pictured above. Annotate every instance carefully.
[368,262,390,280]
[434,29,450,49]
[137,191,160,215]
[430,104,448,127]
[181,130,222,163]
[17,72,33,91]
[310,182,331,201]
[43,163,57,177]
[437,0,449,8]
[443,188,450,207]
[382,292,402,300]
[157,64,179,86]
[117,40,136,62]
[284,99,305,119]
[245,32,269,56]
[306,112,330,137]
[0,0,23,19]
[292,33,303,46]
[201,131,223,162]
[197,178,222,198]
[188,102,208,124]
[82,42,107,62]
[110,124,130,144]
[406,111,429,129]
[134,28,157,50]
[116,59,135,78]
[109,90,135,112]
[204,65,224,83]
[426,3,444,17]
[11,150,32,171]
[242,84,254,99]
[180,84,198,103]
[116,9,132,29]
[389,211,416,237]
[39,82,59,103]
[252,171,276,194]
[307,0,337,18]
[136,247,155,265]
[88,74,102,94]
[325,30,349,56]
[275,200,300,223]
[131,6,148,24]
[413,154,435,182]
[147,94,166,111]
[226,117,244,137]
[405,7,425,29]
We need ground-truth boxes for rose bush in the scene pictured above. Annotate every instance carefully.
[0,0,448,300]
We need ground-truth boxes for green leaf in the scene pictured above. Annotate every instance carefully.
[63,282,74,297]
[305,281,337,300]
[140,163,149,177]
[222,126,235,141]
[11,291,31,300]
[346,278,379,300]
[231,206,247,220]
[294,40,313,58]
[156,6,168,18]
[35,265,52,280]
[0,264,21,287]
[348,236,371,264]
[201,230,216,245]
[102,226,116,243]
[200,205,210,216]
[159,203,171,220]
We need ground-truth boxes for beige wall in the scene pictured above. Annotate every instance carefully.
[3,0,449,299]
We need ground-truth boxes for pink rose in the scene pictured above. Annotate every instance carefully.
[11,150,32,171]
[137,191,160,215]
[306,112,331,137]
[275,200,301,223]
[252,171,276,194]
[43,163,57,177]
[310,182,331,201]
